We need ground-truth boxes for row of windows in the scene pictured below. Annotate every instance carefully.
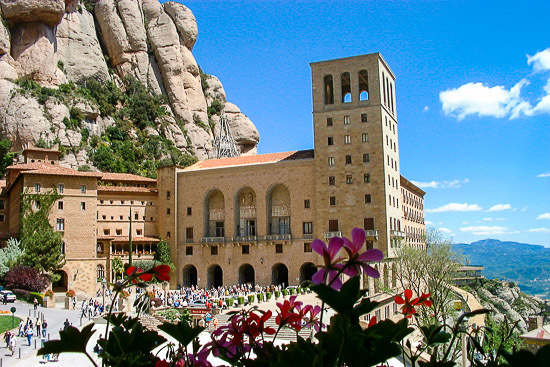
[99,214,153,221]
[328,193,373,206]
[328,218,376,232]
[388,194,399,208]
[323,70,370,105]
[385,116,396,135]
[102,228,143,236]
[388,174,399,190]
[327,133,369,146]
[386,135,397,153]
[328,154,370,166]
[99,200,152,206]
[35,183,83,194]
[402,189,424,209]
[386,155,398,172]
[328,173,371,186]
[326,113,369,127]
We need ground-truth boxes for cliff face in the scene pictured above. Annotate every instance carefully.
[0,0,259,170]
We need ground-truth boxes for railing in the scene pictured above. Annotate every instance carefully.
[390,230,405,238]
[271,205,290,217]
[364,230,378,238]
[201,237,226,243]
[185,238,194,243]
[303,234,314,239]
[234,235,257,242]
[266,234,291,241]
[324,231,342,239]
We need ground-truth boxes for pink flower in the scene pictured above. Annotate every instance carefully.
[342,228,383,278]
[311,236,345,289]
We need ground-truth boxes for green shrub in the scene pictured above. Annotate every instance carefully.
[29,292,44,305]
[257,293,264,302]
[248,295,255,304]
[282,289,288,297]
[289,288,295,295]
[274,290,280,298]
[225,298,234,307]
[237,297,245,305]
[266,292,272,300]
[12,289,30,301]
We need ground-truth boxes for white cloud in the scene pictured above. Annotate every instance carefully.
[521,206,528,212]
[528,228,550,233]
[440,80,530,120]
[482,217,506,222]
[411,178,469,189]
[423,106,429,112]
[527,48,550,72]
[487,204,512,212]
[438,227,453,234]
[460,225,519,236]
[537,172,550,178]
[425,221,433,225]
[537,213,550,220]
[482,217,492,221]
[426,203,482,213]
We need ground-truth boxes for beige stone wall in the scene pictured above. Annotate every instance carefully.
[157,166,178,288]
[401,178,426,250]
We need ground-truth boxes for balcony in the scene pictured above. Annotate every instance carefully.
[209,209,225,221]
[303,234,314,239]
[234,235,257,242]
[266,234,291,241]
[364,230,378,238]
[324,231,342,239]
[201,237,226,243]
[271,205,290,217]
[391,230,405,238]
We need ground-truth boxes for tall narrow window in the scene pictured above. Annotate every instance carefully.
[326,117,333,126]
[382,72,387,105]
[56,218,65,231]
[329,196,336,206]
[341,72,351,103]
[58,184,64,193]
[362,133,369,142]
[328,137,334,146]
[390,82,395,112]
[328,157,335,166]
[346,175,353,184]
[328,176,335,185]
[345,155,352,164]
[324,75,334,105]
[359,70,369,101]
[35,183,41,193]
[343,115,350,125]
[81,185,86,194]
[363,154,370,163]
[344,135,351,144]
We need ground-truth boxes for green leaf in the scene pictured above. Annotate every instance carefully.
[158,320,204,347]
[38,324,95,355]
[311,276,363,314]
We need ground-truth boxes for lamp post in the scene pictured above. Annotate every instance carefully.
[101,278,106,311]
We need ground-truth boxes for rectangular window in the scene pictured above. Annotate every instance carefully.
[329,196,336,206]
[102,215,106,220]
[81,185,86,194]
[166,191,171,199]
[134,213,138,220]
[121,201,125,205]
[80,202,86,211]
[326,117,333,126]
[275,244,283,254]
[303,222,313,234]
[304,242,312,253]
[345,155,352,164]
[364,217,375,230]
[329,219,339,232]
[362,133,369,142]
[365,194,372,203]
[211,245,218,255]
[215,221,225,237]
[58,184,64,193]
[242,244,250,254]
[136,229,142,236]
[186,227,193,240]
[116,229,122,235]
[329,176,335,185]
[167,231,171,239]
[363,154,370,163]
[361,113,368,122]
[35,200,41,210]
[56,218,65,231]
[346,175,353,184]
[344,115,350,125]
[0,200,4,210]
[35,183,41,193]
[103,229,110,235]
[328,137,334,146]
[364,174,371,183]
[0,214,4,222]
[186,246,193,256]
[344,135,351,144]
[119,215,123,220]
[304,199,311,209]
[167,208,171,215]
[187,207,192,215]
[328,157,335,166]
[366,240,374,250]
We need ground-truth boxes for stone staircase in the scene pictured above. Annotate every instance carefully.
[141,314,165,331]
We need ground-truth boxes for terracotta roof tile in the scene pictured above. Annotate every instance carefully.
[183,150,314,171]
[97,186,157,193]
[7,162,102,178]
[100,172,157,183]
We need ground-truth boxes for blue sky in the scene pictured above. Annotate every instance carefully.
[168,0,550,247]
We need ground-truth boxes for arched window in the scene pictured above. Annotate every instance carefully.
[324,75,334,105]
[358,70,369,101]
[97,264,105,281]
[341,72,351,103]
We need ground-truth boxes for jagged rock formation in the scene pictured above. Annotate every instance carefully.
[464,278,545,334]
[0,0,259,169]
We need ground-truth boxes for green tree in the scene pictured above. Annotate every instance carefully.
[0,237,24,278]
[19,189,65,274]
[111,257,124,281]
[0,138,18,176]
[154,240,174,270]
[395,227,462,324]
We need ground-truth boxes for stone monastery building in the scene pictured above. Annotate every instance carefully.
[0,54,425,309]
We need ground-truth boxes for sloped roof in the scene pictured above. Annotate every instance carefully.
[183,150,314,171]
[100,172,157,183]
[7,162,102,178]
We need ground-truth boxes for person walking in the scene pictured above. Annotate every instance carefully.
[4,329,11,348]
[72,296,77,310]
[63,318,70,330]
[42,319,48,337]
[9,333,16,356]
[33,297,38,310]
[18,319,24,337]
[25,325,33,346]
[36,318,41,336]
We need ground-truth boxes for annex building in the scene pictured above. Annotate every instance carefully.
[0,54,426,315]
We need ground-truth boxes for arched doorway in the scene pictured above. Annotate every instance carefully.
[299,262,317,283]
[207,265,223,288]
[238,264,255,286]
[272,263,288,287]
[52,270,68,292]
[182,265,198,287]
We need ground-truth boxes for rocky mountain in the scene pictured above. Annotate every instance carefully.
[453,239,550,299]
[0,0,259,173]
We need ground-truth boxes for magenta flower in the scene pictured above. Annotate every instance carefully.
[342,228,383,278]
[311,236,345,289]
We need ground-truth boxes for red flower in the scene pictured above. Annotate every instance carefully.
[244,310,276,337]
[155,360,170,367]
[394,289,432,318]
[367,315,377,328]
[153,265,171,281]
[275,296,303,330]
[126,266,153,282]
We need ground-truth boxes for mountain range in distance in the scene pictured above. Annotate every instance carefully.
[452,239,550,299]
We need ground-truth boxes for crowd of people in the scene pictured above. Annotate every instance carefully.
[3,316,49,357]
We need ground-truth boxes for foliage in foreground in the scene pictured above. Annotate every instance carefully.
[4,265,49,293]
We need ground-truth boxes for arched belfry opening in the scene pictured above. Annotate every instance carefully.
[266,184,291,236]
[204,190,225,238]
[324,75,334,105]
[341,72,351,103]
[235,187,257,238]
[359,70,369,101]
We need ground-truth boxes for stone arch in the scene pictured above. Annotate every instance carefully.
[299,262,317,283]
[52,269,69,292]
[324,74,334,104]
[235,187,257,237]
[271,263,288,287]
[266,183,291,236]
[341,72,351,103]
[182,265,198,287]
[359,69,369,101]
[238,263,255,286]
[204,189,225,237]
[207,264,223,288]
